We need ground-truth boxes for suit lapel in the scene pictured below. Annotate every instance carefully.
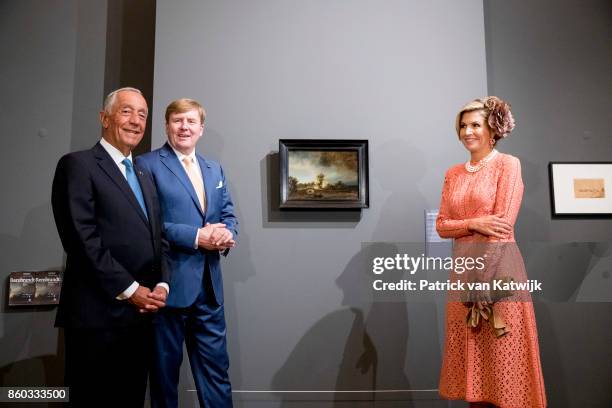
[159,143,205,217]
[92,143,150,228]
[198,154,213,222]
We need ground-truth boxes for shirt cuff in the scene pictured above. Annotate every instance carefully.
[194,228,200,249]
[156,282,170,295]
[116,281,139,300]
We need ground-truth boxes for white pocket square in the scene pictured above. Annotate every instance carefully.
[216,181,223,189]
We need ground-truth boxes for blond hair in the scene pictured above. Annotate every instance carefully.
[455,96,515,141]
[165,98,206,123]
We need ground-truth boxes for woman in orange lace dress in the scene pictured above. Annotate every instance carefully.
[436,97,547,408]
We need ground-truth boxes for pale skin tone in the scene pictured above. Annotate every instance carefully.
[100,90,148,156]
[459,110,512,240]
[99,90,167,312]
[166,109,235,251]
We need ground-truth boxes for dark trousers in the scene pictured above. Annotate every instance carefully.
[64,325,153,407]
[150,286,232,408]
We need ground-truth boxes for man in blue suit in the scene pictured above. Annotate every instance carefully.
[136,98,238,408]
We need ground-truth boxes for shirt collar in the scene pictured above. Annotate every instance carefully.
[169,145,197,164]
[100,137,133,165]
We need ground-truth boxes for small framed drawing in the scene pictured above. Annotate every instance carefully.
[279,139,369,209]
[549,162,612,217]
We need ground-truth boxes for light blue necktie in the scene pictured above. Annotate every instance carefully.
[122,158,148,219]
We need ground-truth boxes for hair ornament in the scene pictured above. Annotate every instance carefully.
[484,96,515,138]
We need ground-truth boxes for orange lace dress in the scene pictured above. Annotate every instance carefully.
[436,153,547,408]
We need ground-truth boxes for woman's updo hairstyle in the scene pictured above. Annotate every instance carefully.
[455,96,516,143]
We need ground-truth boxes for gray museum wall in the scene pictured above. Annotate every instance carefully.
[0,0,610,407]
[0,0,106,387]
[151,1,485,407]
[484,1,612,407]
[0,0,155,395]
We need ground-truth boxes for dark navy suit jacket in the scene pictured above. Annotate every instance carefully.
[51,142,169,328]
[136,143,238,307]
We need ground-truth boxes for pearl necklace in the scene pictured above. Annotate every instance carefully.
[465,149,498,173]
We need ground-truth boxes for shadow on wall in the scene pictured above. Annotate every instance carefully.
[0,202,64,390]
[224,196,256,392]
[268,138,447,406]
[166,126,258,404]
[271,243,416,407]
[535,301,612,408]
[532,303,566,407]
[521,242,601,302]
[0,314,63,394]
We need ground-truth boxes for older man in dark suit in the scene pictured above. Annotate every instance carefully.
[52,87,169,406]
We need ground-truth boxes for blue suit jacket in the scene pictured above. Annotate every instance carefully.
[136,143,238,307]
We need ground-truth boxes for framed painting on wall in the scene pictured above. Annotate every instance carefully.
[279,139,369,209]
[549,162,612,217]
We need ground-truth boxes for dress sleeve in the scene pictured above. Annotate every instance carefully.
[493,155,524,228]
[436,169,472,238]
[479,156,524,285]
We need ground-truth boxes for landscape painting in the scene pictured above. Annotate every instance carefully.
[279,140,369,209]
[287,150,359,201]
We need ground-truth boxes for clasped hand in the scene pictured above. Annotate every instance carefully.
[198,222,235,251]
[468,215,512,239]
[128,285,167,313]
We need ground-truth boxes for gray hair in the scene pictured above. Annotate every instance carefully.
[103,87,143,114]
